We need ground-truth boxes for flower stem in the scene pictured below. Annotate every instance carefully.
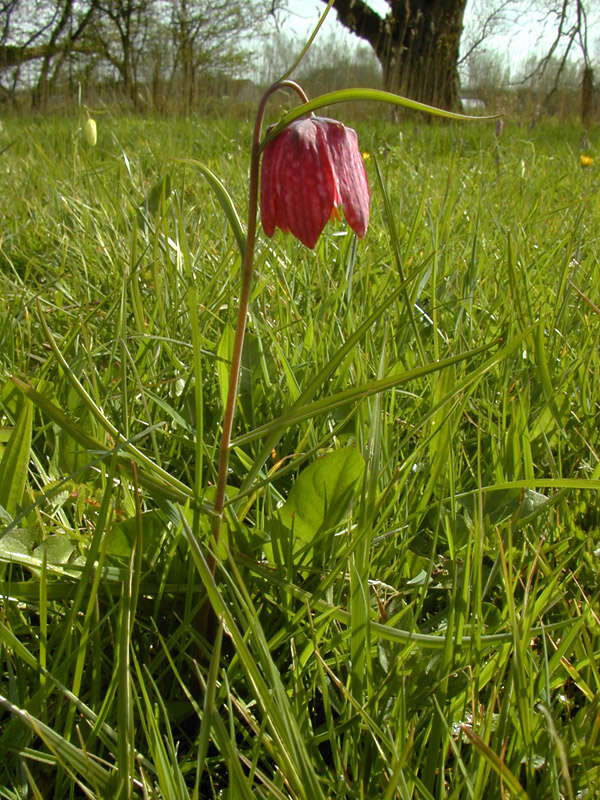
[208,80,309,573]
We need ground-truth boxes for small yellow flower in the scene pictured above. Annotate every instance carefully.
[362,151,371,160]
[580,154,594,167]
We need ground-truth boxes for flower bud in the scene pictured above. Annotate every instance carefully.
[83,118,97,146]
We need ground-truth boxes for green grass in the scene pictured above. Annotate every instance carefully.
[1,110,600,799]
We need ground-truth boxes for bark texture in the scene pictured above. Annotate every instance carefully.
[581,65,594,126]
[327,0,467,110]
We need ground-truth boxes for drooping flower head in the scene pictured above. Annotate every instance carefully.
[260,116,370,249]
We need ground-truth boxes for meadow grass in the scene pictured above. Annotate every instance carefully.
[0,111,599,798]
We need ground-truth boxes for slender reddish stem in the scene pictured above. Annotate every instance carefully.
[208,80,309,572]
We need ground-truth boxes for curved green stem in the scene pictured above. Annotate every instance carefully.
[276,0,335,84]
[208,80,309,572]
[261,87,500,148]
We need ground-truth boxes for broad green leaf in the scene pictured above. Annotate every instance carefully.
[0,528,37,556]
[33,534,75,565]
[0,398,32,517]
[464,487,550,526]
[145,173,172,218]
[276,447,365,543]
[137,173,172,228]
[107,510,165,558]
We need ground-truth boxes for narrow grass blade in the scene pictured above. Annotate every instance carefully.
[241,556,568,650]
[195,618,223,795]
[131,651,191,800]
[115,543,137,798]
[10,376,194,505]
[237,284,401,497]
[180,512,326,800]
[32,301,194,497]
[533,318,564,433]
[264,88,499,144]
[233,335,511,447]
[373,157,425,364]
[461,725,529,799]
[276,0,335,82]
[217,323,235,411]
[0,399,32,518]
[176,159,246,256]
[0,694,114,793]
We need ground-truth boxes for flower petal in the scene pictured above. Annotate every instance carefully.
[260,128,289,237]
[319,120,370,238]
[277,119,337,248]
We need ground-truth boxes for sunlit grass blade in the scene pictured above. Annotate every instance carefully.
[176,159,246,256]
[0,694,114,793]
[10,376,195,504]
[233,334,516,447]
[180,512,326,800]
[462,725,529,799]
[0,398,32,518]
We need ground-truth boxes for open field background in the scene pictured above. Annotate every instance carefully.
[1,112,600,798]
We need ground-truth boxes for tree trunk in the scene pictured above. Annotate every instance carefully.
[581,65,594,127]
[328,0,467,110]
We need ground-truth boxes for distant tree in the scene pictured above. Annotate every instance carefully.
[0,0,275,107]
[165,0,255,113]
[581,62,593,123]
[0,0,96,107]
[458,0,514,68]
[32,0,97,108]
[87,0,154,105]
[463,49,510,94]
[317,0,596,116]
[519,0,594,120]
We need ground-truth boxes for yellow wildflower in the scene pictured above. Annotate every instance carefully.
[580,154,594,167]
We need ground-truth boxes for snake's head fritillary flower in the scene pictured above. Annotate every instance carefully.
[260,116,370,249]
